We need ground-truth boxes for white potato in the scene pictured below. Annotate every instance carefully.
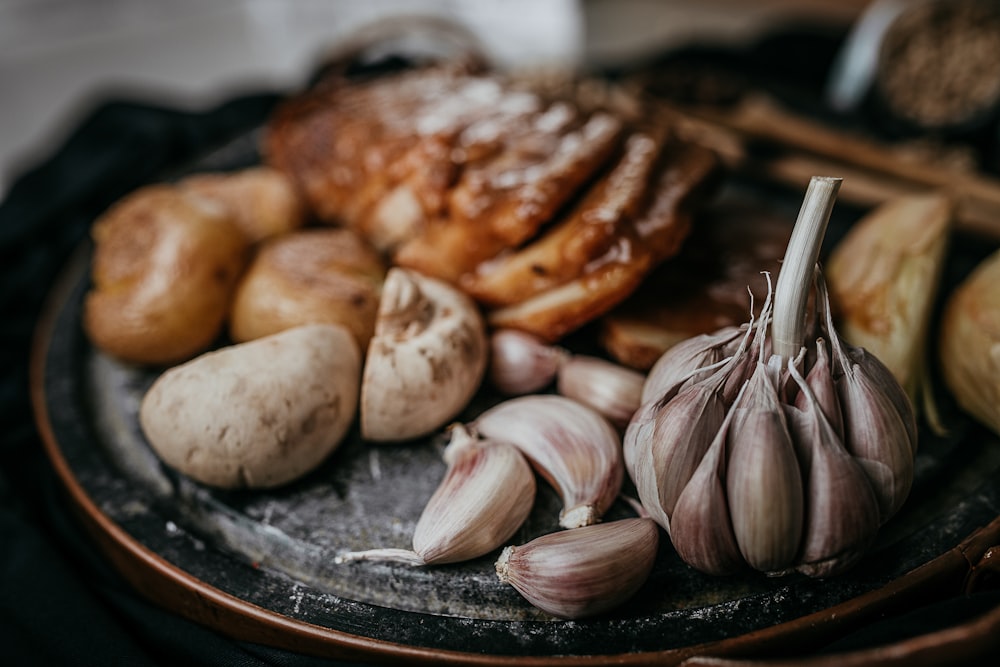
[139,324,360,489]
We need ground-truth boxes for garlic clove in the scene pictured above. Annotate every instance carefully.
[474,395,623,528]
[495,518,659,619]
[786,356,880,578]
[337,424,535,566]
[488,328,568,395]
[726,360,804,574]
[669,389,745,575]
[625,379,727,531]
[819,277,915,521]
[361,268,488,442]
[794,338,844,439]
[557,354,645,428]
[413,425,536,564]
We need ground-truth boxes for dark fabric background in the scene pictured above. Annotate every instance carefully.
[1,50,998,665]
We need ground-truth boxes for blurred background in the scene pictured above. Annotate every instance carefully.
[0,0,870,196]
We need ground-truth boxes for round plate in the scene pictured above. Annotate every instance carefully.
[29,135,1000,665]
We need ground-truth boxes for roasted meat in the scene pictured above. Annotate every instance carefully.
[265,64,720,341]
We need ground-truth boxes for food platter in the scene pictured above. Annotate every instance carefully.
[30,121,1000,664]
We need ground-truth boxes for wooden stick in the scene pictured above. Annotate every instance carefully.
[671,95,1000,240]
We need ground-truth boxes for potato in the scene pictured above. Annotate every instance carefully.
[139,324,360,489]
[180,167,307,243]
[84,185,249,366]
[229,228,386,350]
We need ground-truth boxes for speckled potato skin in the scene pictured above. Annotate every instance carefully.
[83,185,249,366]
[139,324,361,489]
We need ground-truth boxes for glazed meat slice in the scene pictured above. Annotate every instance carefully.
[265,65,622,279]
[487,140,719,342]
[394,107,622,281]
[462,128,668,306]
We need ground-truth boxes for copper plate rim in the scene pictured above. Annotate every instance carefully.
[28,246,1000,666]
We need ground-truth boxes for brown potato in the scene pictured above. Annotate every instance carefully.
[229,228,386,350]
[84,185,249,366]
[179,166,307,243]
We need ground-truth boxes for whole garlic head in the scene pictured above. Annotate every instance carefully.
[361,268,488,442]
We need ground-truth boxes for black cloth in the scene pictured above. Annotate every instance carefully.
[2,88,998,667]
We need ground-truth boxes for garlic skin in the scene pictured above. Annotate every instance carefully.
[474,395,624,528]
[361,268,487,442]
[488,328,567,395]
[336,425,535,566]
[495,518,659,619]
[641,325,744,404]
[556,355,645,428]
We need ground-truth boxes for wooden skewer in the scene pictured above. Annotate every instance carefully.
[668,94,1000,241]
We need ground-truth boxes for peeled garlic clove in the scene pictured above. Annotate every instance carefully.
[557,355,644,428]
[669,390,744,575]
[474,395,623,529]
[361,268,488,442]
[726,360,803,573]
[641,325,745,404]
[337,425,535,566]
[495,518,659,619]
[489,328,568,395]
[786,357,880,578]
[939,247,1000,437]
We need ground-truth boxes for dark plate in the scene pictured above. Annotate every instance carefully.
[30,130,1000,665]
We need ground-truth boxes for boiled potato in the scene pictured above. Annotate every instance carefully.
[84,185,248,366]
[229,228,386,350]
[179,166,307,243]
[139,323,360,489]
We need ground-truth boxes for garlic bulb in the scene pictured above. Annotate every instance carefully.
[495,518,659,619]
[474,395,624,528]
[626,177,917,578]
[361,268,487,442]
[337,424,535,566]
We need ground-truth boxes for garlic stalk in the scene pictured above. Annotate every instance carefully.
[474,395,624,528]
[627,176,917,578]
[336,424,535,566]
[495,518,659,619]
[771,176,841,359]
